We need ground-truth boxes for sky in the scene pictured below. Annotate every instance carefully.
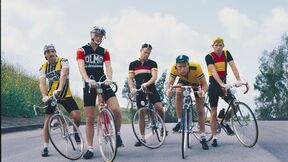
[2,0,288,109]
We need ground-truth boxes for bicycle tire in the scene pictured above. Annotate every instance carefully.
[231,102,259,147]
[181,108,188,159]
[192,105,213,142]
[48,114,84,160]
[132,107,166,149]
[98,108,117,162]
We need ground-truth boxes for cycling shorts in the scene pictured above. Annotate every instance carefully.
[136,85,161,108]
[177,79,200,98]
[208,82,234,107]
[46,97,79,114]
[83,82,116,107]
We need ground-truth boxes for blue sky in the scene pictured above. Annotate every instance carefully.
[2,0,288,108]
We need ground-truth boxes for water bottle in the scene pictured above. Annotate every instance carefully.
[218,108,225,119]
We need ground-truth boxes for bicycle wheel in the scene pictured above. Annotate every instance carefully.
[181,108,189,159]
[48,114,84,160]
[191,104,213,142]
[231,102,258,147]
[98,108,117,162]
[132,107,166,149]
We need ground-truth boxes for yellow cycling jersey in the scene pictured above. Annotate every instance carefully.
[40,57,72,98]
[170,61,204,85]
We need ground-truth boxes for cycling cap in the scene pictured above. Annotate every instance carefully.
[90,26,106,36]
[212,37,224,45]
[141,43,152,50]
[43,44,55,52]
[176,55,189,63]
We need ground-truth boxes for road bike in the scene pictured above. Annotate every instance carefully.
[131,87,167,149]
[171,85,211,159]
[88,80,118,162]
[205,82,259,147]
[33,94,84,160]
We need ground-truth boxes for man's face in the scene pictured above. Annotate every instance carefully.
[176,62,189,76]
[140,48,151,61]
[91,33,104,44]
[212,42,224,54]
[44,49,56,62]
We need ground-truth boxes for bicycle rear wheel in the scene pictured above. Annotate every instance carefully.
[191,104,213,142]
[231,102,258,147]
[132,107,166,149]
[48,114,84,160]
[98,108,117,162]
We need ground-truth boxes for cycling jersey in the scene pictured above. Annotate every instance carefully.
[205,50,233,79]
[129,59,161,108]
[129,59,158,86]
[170,61,204,86]
[76,43,110,81]
[39,57,72,98]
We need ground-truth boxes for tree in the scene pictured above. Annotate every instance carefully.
[254,34,288,120]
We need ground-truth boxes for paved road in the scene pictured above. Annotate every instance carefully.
[2,121,288,162]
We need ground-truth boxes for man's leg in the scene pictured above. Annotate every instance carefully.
[173,86,183,132]
[42,114,51,157]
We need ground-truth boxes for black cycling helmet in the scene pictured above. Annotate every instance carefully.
[43,44,56,53]
[176,55,189,63]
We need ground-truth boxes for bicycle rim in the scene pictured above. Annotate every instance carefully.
[98,108,117,162]
[192,105,213,142]
[132,107,166,149]
[232,102,259,147]
[48,114,84,160]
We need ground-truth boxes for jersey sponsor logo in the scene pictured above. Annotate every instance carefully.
[85,54,103,68]
[46,70,61,82]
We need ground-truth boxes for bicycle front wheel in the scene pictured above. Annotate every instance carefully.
[48,114,84,160]
[98,108,117,162]
[132,107,166,149]
[181,108,189,159]
[231,102,258,147]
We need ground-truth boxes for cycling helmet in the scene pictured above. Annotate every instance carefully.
[90,26,106,45]
[212,37,224,45]
[176,55,189,63]
[43,44,55,53]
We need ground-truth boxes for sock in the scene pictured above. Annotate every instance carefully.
[200,133,206,139]
[141,135,145,140]
[212,135,218,140]
[117,132,121,136]
[88,146,94,152]
[43,143,49,149]
[178,118,181,123]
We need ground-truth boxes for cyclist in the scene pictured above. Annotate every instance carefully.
[165,55,209,150]
[39,44,81,157]
[205,37,246,147]
[76,26,124,159]
[128,43,166,147]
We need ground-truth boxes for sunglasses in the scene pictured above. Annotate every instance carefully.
[141,43,152,49]
[214,44,223,47]
[46,50,56,53]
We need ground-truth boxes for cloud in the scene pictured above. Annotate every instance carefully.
[219,7,288,47]
[2,0,64,53]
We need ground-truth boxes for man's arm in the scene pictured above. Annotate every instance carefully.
[165,75,176,97]
[104,60,113,80]
[228,60,241,81]
[128,72,135,90]
[77,59,90,81]
[39,77,48,97]
[145,69,157,86]
[57,68,68,92]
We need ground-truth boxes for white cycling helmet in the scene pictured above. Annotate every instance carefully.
[90,26,106,45]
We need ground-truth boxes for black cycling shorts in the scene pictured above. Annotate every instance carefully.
[208,82,234,107]
[83,83,116,107]
[46,97,79,114]
[177,79,200,98]
[136,85,161,108]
